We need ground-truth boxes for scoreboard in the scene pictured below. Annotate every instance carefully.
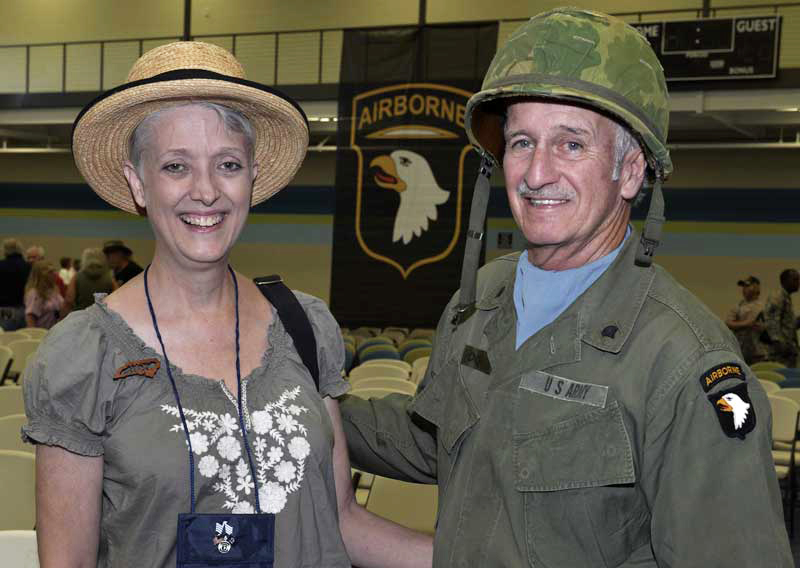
[632,16,781,81]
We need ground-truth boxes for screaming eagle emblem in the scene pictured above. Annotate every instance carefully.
[707,383,756,439]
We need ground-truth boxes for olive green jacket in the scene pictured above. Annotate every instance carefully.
[341,234,792,567]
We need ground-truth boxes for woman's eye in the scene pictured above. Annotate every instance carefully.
[163,163,186,173]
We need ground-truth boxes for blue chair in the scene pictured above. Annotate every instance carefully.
[344,344,356,373]
[357,337,394,356]
[399,339,432,359]
[360,346,401,363]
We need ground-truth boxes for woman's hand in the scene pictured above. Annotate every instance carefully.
[36,445,103,568]
[324,396,433,568]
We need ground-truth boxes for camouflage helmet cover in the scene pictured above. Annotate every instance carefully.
[465,7,673,178]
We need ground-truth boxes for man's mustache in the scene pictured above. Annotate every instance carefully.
[516,181,575,200]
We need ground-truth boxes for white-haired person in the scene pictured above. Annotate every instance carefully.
[63,248,117,313]
[23,42,432,568]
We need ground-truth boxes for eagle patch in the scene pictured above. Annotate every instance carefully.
[707,383,756,439]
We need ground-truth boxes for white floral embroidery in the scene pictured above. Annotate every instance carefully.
[217,435,242,462]
[161,386,311,514]
[288,437,311,461]
[198,455,219,478]
[189,432,209,455]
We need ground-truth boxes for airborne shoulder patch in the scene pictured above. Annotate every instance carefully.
[698,362,745,393]
[707,382,756,440]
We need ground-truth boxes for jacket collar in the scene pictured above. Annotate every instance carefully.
[479,228,655,355]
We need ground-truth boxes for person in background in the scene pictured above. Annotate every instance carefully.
[63,248,117,313]
[73,258,81,272]
[102,239,143,285]
[0,238,31,330]
[725,276,767,364]
[24,260,64,329]
[25,245,45,264]
[58,257,75,286]
[763,268,800,367]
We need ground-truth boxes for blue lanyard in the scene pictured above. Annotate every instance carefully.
[144,265,262,514]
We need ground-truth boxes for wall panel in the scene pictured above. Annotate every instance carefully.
[192,0,418,35]
[28,46,63,93]
[0,48,27,94]
[103,42,140,90]
[277,32,321,85]
[236,35,277,85]
[0,0,182,46]
[65,44,101,91]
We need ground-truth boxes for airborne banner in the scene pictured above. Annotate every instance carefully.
[330,25,497,328]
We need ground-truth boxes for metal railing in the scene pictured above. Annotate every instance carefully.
[1,3,798,96]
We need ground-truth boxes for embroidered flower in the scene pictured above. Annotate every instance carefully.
[287,404,303,416]
[217,435,242,462]
[198,455,219,478]
[189,432,209,455]
[220,463,231,479]
[202,418,217,432]
[251,410,273,434]
[287,437,311,461]
[277,414,298,433]
[259,481,287,514]
[237,473,254,495]
[253,438,267,453]
[274,460,297,483]
[219,413,240,435]
[266,446,283,463]
[232,501,254,514]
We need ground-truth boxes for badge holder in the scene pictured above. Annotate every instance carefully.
[145,266,276,567]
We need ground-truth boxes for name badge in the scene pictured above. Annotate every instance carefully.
[519,371,608,408]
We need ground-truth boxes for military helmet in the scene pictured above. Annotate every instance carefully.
[465,7,672,178]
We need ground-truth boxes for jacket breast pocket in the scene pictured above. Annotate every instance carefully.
[410,359,479,492]
[513,399,649,567]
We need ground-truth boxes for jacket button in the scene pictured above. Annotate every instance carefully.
[519,467,530,479]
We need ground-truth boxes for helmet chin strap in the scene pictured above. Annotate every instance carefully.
[453,154,493,326]
[634,173,665,267]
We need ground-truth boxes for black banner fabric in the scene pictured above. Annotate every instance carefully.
[331,24,497,328]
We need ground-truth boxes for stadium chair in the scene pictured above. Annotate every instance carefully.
[0,346,12,385]
[399,338,432,359]
[357,336,395,354]
[0,332,27,347]
[382,328,408,345]
[349,364,409,382]
[776,367,800,380]
[18,328,47,340]
[348,387,402,400]
[6,340,40,381]
[360,359,412,373]
[0,415,29,453]
[758,379,781,394]
[769,395,799,536]
[365,476,438,535]
[756,370,786,383]
[351,377,417,396]
[411,356,430,384]
[404,347,432,365]
[409,328,436,340]
[0,530,39,568]
[751,361,786,372]
[0,387,24,418]
[0,450,36,530]
[359,346,401,363]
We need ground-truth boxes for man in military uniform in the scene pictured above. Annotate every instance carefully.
[725,276,767,364]
[340,8,792,566]
[764,268,800,367]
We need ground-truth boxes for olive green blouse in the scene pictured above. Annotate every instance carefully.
[23,292,352,568]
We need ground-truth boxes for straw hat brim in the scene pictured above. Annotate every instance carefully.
[72,69,309,214]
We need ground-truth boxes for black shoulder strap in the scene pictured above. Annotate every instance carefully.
[254,275,319,390]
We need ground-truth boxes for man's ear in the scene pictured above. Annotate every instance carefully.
[618,148,646,200]
[122,161,147,210]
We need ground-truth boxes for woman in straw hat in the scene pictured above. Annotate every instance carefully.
[22,42,432,568]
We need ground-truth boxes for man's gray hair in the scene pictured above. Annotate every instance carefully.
[611,123,640,181]
[2,238,23,257]
[128,101,256,174]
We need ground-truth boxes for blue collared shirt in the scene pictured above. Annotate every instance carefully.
[513,228,630,349]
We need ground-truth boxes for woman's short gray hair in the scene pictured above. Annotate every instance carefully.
[128,101,255,173]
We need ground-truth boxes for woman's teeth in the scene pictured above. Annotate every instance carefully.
[180,214,224,227]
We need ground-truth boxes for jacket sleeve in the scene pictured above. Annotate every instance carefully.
[339,300,459,484]
[642,349,793,567]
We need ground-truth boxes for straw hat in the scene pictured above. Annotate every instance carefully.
[72,41,309,214]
